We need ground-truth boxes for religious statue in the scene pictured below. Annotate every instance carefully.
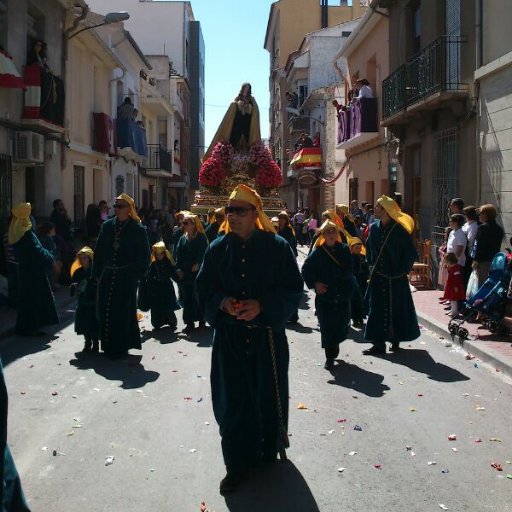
[194,83,284,214]
[204,83,261,159]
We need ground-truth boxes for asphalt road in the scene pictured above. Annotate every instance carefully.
[2,284,511,512]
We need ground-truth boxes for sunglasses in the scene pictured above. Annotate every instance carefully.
[225,206,256,217]
[113,204,129,209]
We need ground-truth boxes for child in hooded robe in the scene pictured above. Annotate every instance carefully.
[147,241,179,331]
[349,238,369,327]
[70,246,99,353]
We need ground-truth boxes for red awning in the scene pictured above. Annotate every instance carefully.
[0,49,25,89]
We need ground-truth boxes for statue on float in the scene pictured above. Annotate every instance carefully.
[194,83,284,213]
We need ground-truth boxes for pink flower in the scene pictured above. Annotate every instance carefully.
[250,143,272,167]
[256,160,282,188]
[211,141,234,166]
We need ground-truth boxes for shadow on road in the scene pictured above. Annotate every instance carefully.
[178,327,213,348]
[224,461,320,512]
[69,353,159,389]
[1,333,59,367]
[385,348,470,383]
[140,328,180,345]
[327,360,390,397]
[286,323,315,334]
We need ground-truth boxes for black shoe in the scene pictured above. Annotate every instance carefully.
[352,320,364,327]
[362,345,386,355]
[169,324,177,331]
[389,342,401,352]
[183,324,195,334]
[324,359,335,369]
[91,340,99,353]
[198,321,206,329]
[82,341,92,353]
[219,473,240,495]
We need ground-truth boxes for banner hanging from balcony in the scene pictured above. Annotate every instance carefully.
[290,147,322,170]
[0,49,25,89]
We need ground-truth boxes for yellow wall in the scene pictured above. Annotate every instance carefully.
[272,0,365,69]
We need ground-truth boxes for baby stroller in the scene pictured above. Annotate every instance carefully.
[448,251,512,341]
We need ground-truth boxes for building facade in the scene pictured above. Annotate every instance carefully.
[379,0,477,245]
[264,0,367,211]
[475,0,512,239]
[88,0,205,205]
[334,5,391,210]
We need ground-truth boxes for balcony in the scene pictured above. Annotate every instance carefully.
[142,144,175,178]
[337,98,379,150]
[288,115,309,135]
[21,63,65,133]
[382,36,468,125]
[288,146,322,187]
[116,118,148,162]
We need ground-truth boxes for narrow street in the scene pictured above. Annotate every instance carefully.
[2,280,511,512]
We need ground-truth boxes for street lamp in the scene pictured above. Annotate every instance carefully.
[68,12,130,39]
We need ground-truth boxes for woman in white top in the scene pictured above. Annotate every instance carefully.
[447,214,467,266]
[355,78,374,99]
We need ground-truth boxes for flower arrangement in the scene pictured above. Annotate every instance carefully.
[199,140,282,191]
[210,141,234,166]
[198,157,225,187]
[249,143,272,168]
[256,160,283,189]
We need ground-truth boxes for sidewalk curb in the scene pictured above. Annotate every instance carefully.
[416,310,512,380]
[0,295,76,341]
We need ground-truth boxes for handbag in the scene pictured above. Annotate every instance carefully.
[466,269,479,299]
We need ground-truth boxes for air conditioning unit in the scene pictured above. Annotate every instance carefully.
[15,131,45,163]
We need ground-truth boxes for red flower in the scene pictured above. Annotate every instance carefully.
[256,160,282,189]
[199,157,226,187]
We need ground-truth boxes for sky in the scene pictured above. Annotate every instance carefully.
[185,0,275,148]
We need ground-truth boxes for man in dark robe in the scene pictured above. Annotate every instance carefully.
[49,199,72,242]
[363,195,420,355]
[205,208,225,243]
[92,194,150,358]
[8,203,58,336]
[196,185,303,495]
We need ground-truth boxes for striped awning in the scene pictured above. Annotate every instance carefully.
[0,49,25,89]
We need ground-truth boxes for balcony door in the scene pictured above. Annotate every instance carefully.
[445,0,461,90]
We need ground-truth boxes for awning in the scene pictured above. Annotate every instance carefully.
[290,147,322,170]
[0,49,25,89]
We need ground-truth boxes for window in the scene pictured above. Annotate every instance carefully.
[349,178,358,202]
[431,128,458,245]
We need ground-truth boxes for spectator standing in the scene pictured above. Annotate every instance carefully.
[117,96,135,120]
[307,213,318,244]
[85,203,102,246]
[50,199,72,242]
[350,200,363,218]
[446,214,467,267]
[462,205,479,284]
[8,203,58,336]
[355,78,374,99]
[471,204,504,287]
[99,200,109,221]
[449,197,465,215]
[442,252,466,317]
[92,194,150,358]
[292,209,305,246]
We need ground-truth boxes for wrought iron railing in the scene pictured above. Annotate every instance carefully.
[382,36,467,120]
[382,64,407,119]
[145,144,172,172]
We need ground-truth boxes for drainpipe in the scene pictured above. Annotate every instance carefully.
[474,0,482,204]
